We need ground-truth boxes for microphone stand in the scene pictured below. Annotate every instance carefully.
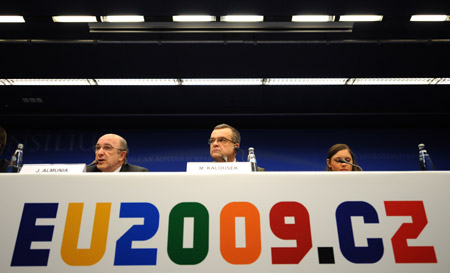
[338,159,363,171]
[87,159,98,166]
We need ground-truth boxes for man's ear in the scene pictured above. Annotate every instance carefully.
[120,151,127,162]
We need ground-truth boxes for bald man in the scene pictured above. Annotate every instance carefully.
[86,133,148,172]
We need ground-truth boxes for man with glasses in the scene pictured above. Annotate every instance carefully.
[209,124,264,171]
[86,133,148,172]
[209,124,241,163]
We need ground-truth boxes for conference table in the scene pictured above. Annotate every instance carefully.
[1,171,449,272]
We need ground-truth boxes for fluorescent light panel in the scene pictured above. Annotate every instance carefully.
[265,78,348,85]
[1,78,449,86]
[0,16,25,23]
[100,16,145,22]
[52,16,97,23]
[95,79,179,85]
[173,15,216,22]
[437,78,450,84]
[410,15,449,22]
[220,15,264,22]
[339,15,383,22]
[351,78,436,85]
[292,15,335,22]
[182,79,262,85]
[1,79,92,85]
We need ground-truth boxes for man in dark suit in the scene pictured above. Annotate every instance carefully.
[209,124,264,171]
[86,133,148,172]
[0,127,9,172]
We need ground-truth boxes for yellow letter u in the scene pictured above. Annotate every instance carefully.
[61,203,111,266]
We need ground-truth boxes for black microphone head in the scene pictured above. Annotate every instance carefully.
[88,159,98,166]
[338,158,348,163]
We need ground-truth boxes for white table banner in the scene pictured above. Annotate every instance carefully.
[0,171,449,273]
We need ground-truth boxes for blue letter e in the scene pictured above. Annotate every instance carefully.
[11,203,58,266]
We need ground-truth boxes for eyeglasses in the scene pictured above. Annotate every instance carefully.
[208,137,235,145]
[95,145,124,153]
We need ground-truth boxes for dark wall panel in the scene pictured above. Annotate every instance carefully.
[2,127,449,172]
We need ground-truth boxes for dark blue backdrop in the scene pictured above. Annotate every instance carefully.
[3,128,449,171]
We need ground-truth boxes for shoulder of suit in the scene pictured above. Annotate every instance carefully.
[85,165,100,172]
[124,163,149,172]
[0,158,9,172]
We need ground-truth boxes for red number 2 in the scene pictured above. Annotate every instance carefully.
[385,201,437,263]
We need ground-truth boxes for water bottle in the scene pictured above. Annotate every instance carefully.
[418,143,435,171]
[8,143,24,173]
[247,147,258,172]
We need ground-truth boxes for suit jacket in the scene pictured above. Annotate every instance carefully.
[86,163,149,172]
[0,158,9,173]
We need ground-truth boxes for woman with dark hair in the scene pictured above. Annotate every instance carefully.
[326,143,361,171]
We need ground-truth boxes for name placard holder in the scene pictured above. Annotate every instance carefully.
[20,164,86,174]
[186,162,252,173]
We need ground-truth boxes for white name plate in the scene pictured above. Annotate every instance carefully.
[186,162,252,173]
[19,164,86,174]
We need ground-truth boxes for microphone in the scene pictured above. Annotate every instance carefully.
[222,156,228,162]
[338,158,363,171]
[87,159,98,166]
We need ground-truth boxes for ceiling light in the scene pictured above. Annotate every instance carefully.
[173,15,216,22]
[410,15,448,22]
[350,78,437,85]
[0,16,25,23]
[220,15,264,22]
[1,79,92,85]
[100,16,145,23]
[436,78,450,84]
[182,79,263,85]
[339,15,383,22]
[264,78,348,85]
[96,79,180,86]
[291,15,335,22]
[52,16,97,23]
[22,97,43,103]
[2,78,450,86]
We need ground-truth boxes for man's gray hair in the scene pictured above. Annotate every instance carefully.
[214,123,241,144]
[118,135,129,163]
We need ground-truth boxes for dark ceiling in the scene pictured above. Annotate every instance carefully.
[1,0,450,129]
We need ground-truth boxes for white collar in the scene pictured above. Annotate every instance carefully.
[113,165,123,172]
